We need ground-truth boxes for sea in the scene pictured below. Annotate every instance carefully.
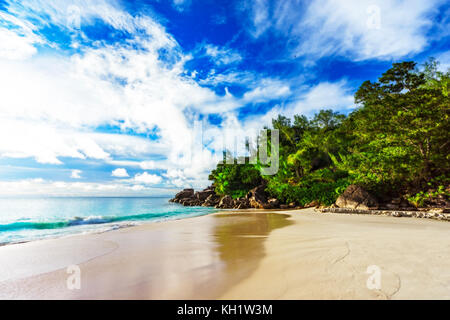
[0,197,216,245]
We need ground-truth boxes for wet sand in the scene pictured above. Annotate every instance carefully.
[0,209,449,299]
[0,211,291,299]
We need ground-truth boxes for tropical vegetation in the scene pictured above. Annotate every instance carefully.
[208,60,450,207]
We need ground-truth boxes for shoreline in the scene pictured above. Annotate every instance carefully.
[2,203,449,248]
[0,207,219,247]
[1,204,448,248]
[0,208,449,299]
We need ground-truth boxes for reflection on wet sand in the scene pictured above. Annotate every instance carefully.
[2,208,449,299]
[0,211,293,299]
[212,212,293,294]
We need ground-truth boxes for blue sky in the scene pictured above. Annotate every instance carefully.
[0,0,449,196]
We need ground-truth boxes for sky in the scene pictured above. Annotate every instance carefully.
[0,0,449,196]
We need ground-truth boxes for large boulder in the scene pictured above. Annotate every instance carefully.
[181,198,198,206]
[335,185,378,210]
[233,198,250,209]
[203,185,215,192]
[267,198,280,209]
[203,194,220,207]
[246,185,268,209]
[216,195,234,209]
[236,202,249,209]
[173,188,194,201]
[304,200,320,208]
[195,190,215,201]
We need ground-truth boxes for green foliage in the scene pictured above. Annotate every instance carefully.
[350,59,450,195]
[265,168,351,206]
[208,59,449,206]
[407,185,449,208]
[208,163,262,199]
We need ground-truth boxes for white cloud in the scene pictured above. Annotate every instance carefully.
[133,172,163,185]
[242,81,355,129]
[111,168,129,178]
[0,2,242,169]
[287,81,355,116]
[0,179,175,196]
[247,0,271,38]
[198,70,257,86]
[0,28,38,60]
[0,10,45,60]
[0,0,361,195]
[0,119,165,164]
[70,169,82,179]
[246,0,447,60]
[204,44,243,66]
[435,51,450,72]
[172,0,191,12]
[242,80,291,104]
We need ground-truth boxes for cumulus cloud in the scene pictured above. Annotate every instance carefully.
[0,28,38,60]
[242,79,291,104]
[287,81,355,116]
[0,118,165,164]
[0,178,175,196]
[70,169,82,179]
[435,51,450,72]
[0,0,240,170]
[133,172,163,185]
[111,168,129,178]
[0,10,45,60]
[0,0,373,195]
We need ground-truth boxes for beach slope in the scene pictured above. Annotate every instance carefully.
[0,209,448,299]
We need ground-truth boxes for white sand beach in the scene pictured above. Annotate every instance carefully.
[0,208,449,299]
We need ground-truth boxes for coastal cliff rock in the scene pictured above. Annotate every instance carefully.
[170,184,292,210]
[246,185,269,209]
[235,198,250,209]
[202,194,220,207]
[335,185,378,210]
[216,195,233,209]
[169,184,447,219]
[305,200,320,208]
[267,198,280,208]
[170,184,271,209]
[170,188,194,203]
[195,189,215,201]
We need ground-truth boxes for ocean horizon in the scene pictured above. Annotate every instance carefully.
[0,197,217,245]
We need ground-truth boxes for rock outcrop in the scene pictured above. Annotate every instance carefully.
[216,195,233,209]
[202,194,220,207]
[267,198,280,208]
[169,188,194,202]
[170,183,447,217]
[169,184,289,210]
[247,185,270,209]
[335,185,378,210]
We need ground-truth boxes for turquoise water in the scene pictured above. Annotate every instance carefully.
[0,197,216,244]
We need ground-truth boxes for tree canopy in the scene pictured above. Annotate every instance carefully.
[209,60,450,206]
